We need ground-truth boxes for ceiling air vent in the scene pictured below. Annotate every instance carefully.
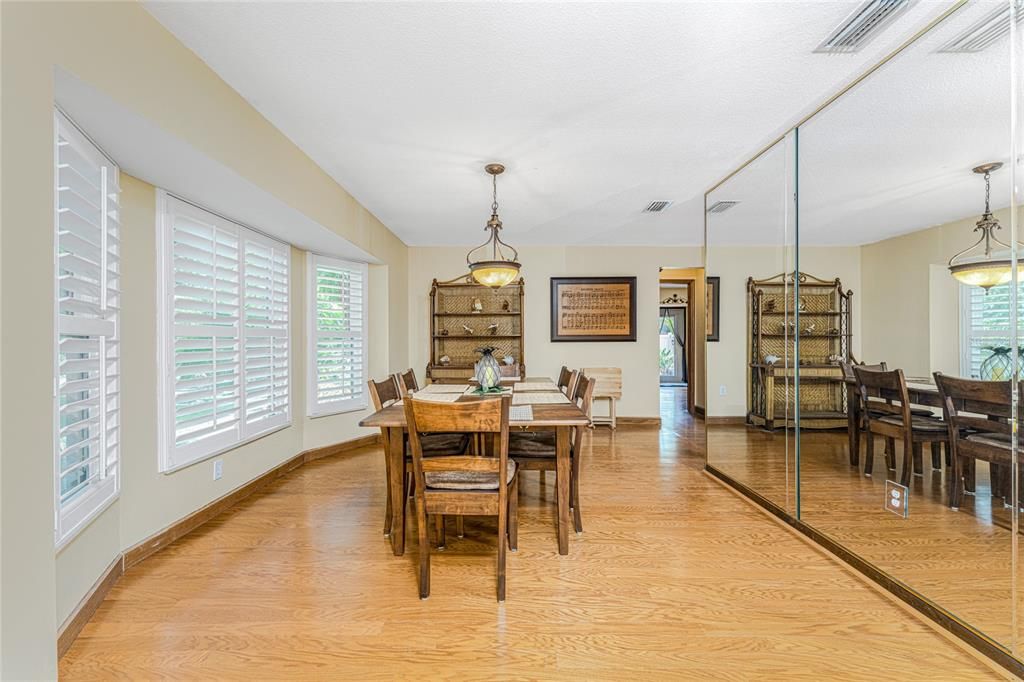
[706,200,739,214]
[815,0,913,54]
[643,200,673,213]
[938,1,1024,54]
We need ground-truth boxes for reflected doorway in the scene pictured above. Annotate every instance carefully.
[659,307,687,385]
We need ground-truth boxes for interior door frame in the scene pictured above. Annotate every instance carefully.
[658,306,686,384]
[660,278,697,414]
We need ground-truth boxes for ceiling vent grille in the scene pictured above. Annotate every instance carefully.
[938,1,1024,53]
[643,200,673,213]
[815,0,912,54]
[706,200,739,214]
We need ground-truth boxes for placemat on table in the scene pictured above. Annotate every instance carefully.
[512,392,571,405]
[419,384,470,394]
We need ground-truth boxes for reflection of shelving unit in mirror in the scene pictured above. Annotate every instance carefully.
[747,272,852,430]
[427,274,525,384]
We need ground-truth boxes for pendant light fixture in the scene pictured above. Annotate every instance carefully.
[466,163,521,288]
[948,162,1022,290]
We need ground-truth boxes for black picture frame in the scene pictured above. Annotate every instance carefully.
[706,276,720,342]
[550,276,637,342]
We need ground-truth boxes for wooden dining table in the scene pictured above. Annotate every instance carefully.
[359,376,590,557]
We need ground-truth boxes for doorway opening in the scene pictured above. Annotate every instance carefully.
[659,267,704,420]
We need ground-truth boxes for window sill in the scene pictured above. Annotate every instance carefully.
[307,403,369,419]
[160,422,293,475]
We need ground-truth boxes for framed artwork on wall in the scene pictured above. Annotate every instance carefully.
[706,276,720,342]
[550,276,637,342]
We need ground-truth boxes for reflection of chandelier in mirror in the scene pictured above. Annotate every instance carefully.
[466,164,521,288]
[948,162,1023,290]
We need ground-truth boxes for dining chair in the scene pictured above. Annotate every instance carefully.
[395,368,419,397]
[509,372,594,533]
[556,366,573,394]
[404,395,518,601]
[368,376,470,537]
[933,373,1018,510]
[853,366,948,485]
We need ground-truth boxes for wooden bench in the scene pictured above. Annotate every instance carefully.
[583,367,621,429]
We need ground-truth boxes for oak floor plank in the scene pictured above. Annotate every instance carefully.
[60,388,1002,680]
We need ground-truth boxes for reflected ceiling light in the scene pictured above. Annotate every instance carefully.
[466,163,521,288]
[948,162,1022,290]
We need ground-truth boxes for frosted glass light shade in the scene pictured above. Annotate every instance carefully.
[949,260,1023,290]
[469,260,520,288]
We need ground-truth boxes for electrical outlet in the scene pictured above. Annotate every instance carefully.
[885,480,908,518]
[718,385,727,396]
[213,460,223,481]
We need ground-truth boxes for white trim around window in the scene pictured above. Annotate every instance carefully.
[54,110,121,547]
[156,191,292,472]
[306,254,369,417]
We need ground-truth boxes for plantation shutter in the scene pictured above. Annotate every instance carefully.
[159,194,290,471]
[55,111,120,544]
[961,282,1024,378]
[243,235,290,431]
[307,255,368,416]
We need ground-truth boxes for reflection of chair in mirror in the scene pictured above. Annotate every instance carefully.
[933,374,1018,511]
[854,366,948,485]
[842,361,935,468]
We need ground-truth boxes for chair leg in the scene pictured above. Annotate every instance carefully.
[539,470,546,485]
[900,435,915,486]
[416,497,430,599]
[571,455,583,534]
[456,516,465,538]
[944,441,951,467]
[435,515,446,550]
[864,432,875,477]
[964,457,977,493]
[884,437,896,471]
[931,442,942,470]
[508,476,519,552]
[949,454,964,510]
[912,441,923,477]
[497,500,507,602]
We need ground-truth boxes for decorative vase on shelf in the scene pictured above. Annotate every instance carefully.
[474,347,501,391]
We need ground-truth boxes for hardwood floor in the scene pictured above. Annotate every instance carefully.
[60,389,1002,679]
[709,422,1017,651]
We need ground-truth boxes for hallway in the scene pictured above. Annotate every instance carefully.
[60,412,1000,678]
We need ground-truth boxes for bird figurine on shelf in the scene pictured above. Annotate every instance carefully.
[487,323,499,336]
[471,297,483,313]
[501,299,511,311]
[461,324,475,336]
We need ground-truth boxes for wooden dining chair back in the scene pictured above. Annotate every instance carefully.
[557,366,573,394]
[853,366,948,484]
[396,368,419,397]
[933,373,1016,510]
[404,395,518,601]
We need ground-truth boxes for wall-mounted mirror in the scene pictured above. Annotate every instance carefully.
[705,133,797,513]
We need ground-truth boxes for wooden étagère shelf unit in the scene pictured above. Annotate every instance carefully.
[427,274,525,383]
[747,272,852,430]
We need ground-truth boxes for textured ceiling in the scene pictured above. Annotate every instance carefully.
[146,1,967,247]
[708,0,1013,247]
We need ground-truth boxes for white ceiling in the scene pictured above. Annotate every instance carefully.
[145,1,976,247]
[708,0,1014,247]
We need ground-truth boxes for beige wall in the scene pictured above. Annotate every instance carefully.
[858,210,1014,378]
[705,246,862,417]
[408,247,703,419]
[1,3,409,677]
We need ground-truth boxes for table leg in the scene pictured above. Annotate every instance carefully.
[387,426,406,556]
[556,425,570,556]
